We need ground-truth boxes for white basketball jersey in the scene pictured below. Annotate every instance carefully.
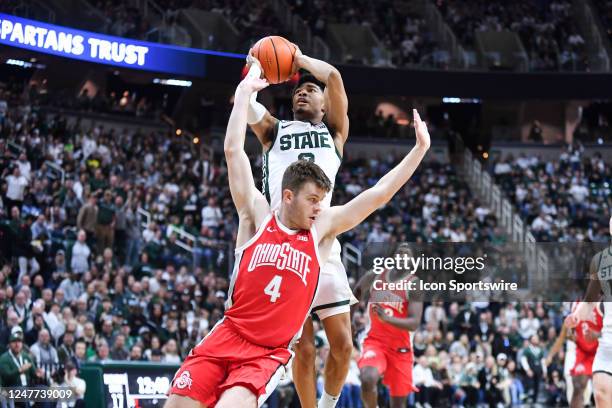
[263,120,341,210]
[596,246,612,346]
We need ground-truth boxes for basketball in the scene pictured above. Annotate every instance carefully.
[251,36,296,84]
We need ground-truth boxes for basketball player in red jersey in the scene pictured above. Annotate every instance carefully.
[355,244,424,408]
[165,67,431,406]
[547,302,603,407]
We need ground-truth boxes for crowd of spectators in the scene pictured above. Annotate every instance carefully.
[436,0,588,71]
[286,0,444,68]
[85,0,285,51]
[490,144,612,242]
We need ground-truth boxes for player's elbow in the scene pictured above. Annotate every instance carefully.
[223,141,240,157]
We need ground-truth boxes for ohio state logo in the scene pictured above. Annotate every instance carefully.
[174,370,192,390]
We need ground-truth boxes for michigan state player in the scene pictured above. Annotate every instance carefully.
[568,215,612,408]
[246,46,354,408]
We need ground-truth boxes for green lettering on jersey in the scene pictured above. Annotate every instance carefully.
[279,131,333,151]
[302,133,314,149]
[319,132,331,148]
[279,134,292,150]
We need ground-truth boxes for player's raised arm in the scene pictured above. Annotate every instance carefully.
[245,55,278,149]
[293,48,349,144]
[224,75,270,220]
[316,109,430,238]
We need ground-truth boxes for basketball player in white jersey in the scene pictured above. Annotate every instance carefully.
[246,46,354,408]
[567,215,612,407]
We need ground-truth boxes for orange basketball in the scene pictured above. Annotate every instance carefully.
[251,36,297,84]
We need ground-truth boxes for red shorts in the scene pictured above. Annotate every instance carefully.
[571,347,597,377]
[168,319,292,407]
[358,339,417,397]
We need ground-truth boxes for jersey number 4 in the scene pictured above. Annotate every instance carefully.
[264,275,283,302]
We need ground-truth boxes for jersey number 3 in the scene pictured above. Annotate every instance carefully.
[264,275,283,302]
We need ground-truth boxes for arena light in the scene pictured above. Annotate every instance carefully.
[152,78,192,87]
[6,58,32,67]
[5,58,45,69]
[396,118,410,126]
[442,97,461,104]
[442,97,481,104]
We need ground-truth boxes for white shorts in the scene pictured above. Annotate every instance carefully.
[311,242,358,320]
[593,343,612,376]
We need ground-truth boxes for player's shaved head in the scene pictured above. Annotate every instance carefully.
[282,160,331,195]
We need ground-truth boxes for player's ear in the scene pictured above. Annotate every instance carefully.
[282,188,294,203]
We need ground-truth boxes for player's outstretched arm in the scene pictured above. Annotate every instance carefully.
[544,321,567,366]
[293,49,349,144]
[224,75,270,222]
[316,109,430,238]
[244,55,278,149]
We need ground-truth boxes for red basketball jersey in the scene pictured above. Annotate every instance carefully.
[224,212,321,348]
[364,270,413,350]
[571,302,603,354]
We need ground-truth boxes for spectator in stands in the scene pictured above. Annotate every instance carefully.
[521,334,546,404]
[58,270,85,305]
[56,361,86,408]
[0,328,43,387]
[73,340,87,369]
[162,338,181,363]
[110,334,128,360]
[413,355,444,406]
[70,229,91,276]
[30,329,59,366]
[96,190,115,254]
[24,312,45,346]
[57,330,76,364]
[90,339,111,363]
[478,355,504,406]
[76,195,98,245]
[129,344,144,361]
[0,310,20,353]
[4,166,28,211]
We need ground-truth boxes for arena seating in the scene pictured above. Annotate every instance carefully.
[435,0,588,71]
[489,146,612,242]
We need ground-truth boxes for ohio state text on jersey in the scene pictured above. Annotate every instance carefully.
[224,211,321,348]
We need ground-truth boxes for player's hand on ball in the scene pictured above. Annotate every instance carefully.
[238,75,269,95]
[413,109,431,150]
[291,43,303,75]
[246,53,263,72]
